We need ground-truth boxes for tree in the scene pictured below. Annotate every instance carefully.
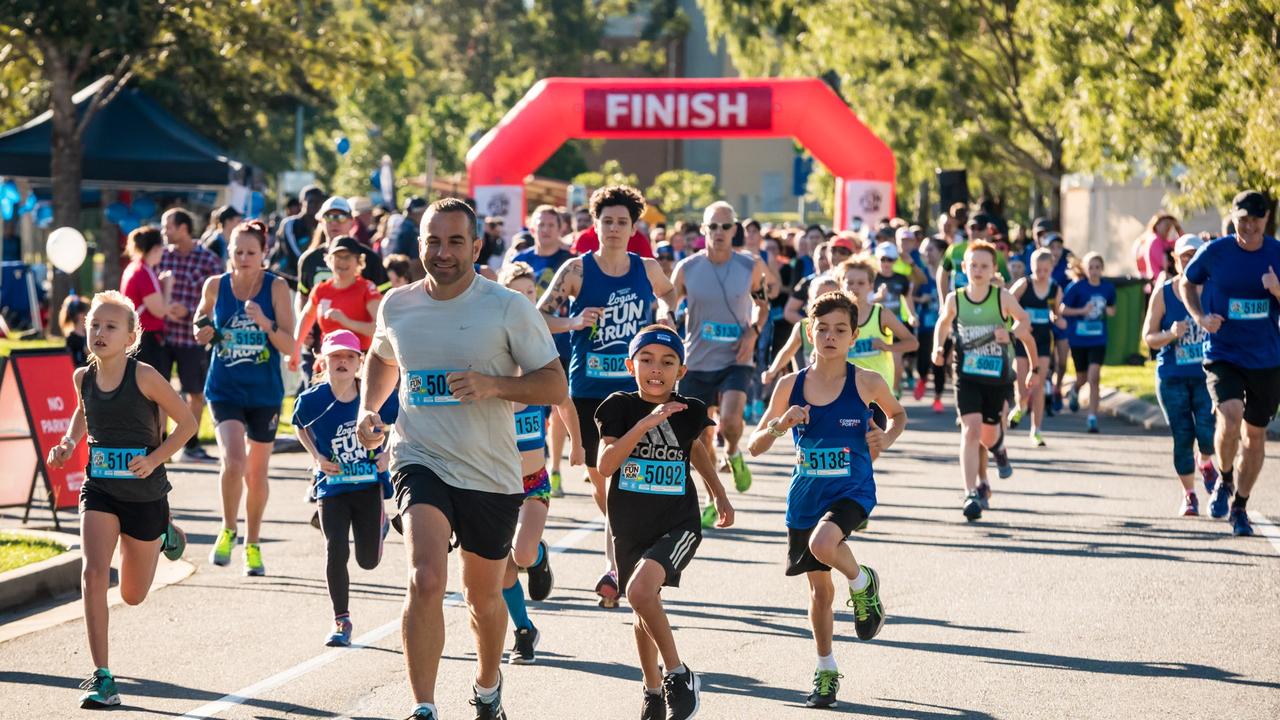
[646,169,719,217]
[573,160,640,193]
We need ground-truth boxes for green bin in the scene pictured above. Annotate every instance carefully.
[1105,276,1146,365]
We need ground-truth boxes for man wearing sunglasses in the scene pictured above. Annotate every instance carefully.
[672,201,770,519]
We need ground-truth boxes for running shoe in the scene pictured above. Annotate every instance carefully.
[663,665,700,720]
[405,709,438,720]
[806,669,843,708]
[470,676,507,720]
[162,522,186,562]
[525,540,554,601]
[508,625,539,665]
[1008,407,1023,429]
[326,616,353,647]
[975,481,992,510]
[178,445,216,464]
[962,491,983,521]
[391,513,404,535]
[209,528,236,566]
[595,570,620,609]
[640,690,665,720]
[1179,493,1199,517]
[853,518,869,532]
[1031,430,1046,447]
[244,543,265,577]
[1199,461,1218,495]
[729,452,752,493]
[1051,390,1064,414]
[1086,414,1099,434]
[78,668,120,709]
[700,502,718,529]
[549,470,564,499]
[1210,481,1233,519]
[1068,389,1080,413]
[381,514,391,543]
[913,378,927,401]
[1230,508,1254,537]
[932,398,944,413]
[846,565,885,640]
[992,447,1013,479]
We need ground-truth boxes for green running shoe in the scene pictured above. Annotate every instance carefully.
[846,565,885,640]
[162,522,186,562]
[1008,407,1024,429]
[853,518,869,532]
[700,502,718,529]
[729,452,752,493]
[806,669,843,708]
[209,528,236,566]
[244,543,265,577]
[1031,430,1046,447]
[549,470,564,498]
[79,668,120,709]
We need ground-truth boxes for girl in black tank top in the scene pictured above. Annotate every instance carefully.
[44,292,199,711]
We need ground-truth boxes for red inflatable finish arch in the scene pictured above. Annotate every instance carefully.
[466,77,895,233]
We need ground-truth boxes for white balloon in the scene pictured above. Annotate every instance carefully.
[47,226,88,274]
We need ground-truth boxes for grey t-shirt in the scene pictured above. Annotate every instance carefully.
[371,276,560,495]
[681,251,756,371]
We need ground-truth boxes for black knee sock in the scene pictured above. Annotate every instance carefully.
[1233,494,1248,511]
[1222,468,1234,488]
[989,427,1005,453]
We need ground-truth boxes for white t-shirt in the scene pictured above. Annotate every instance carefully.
[371,275,560,494]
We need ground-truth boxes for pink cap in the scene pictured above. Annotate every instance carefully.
[319,329,362,356]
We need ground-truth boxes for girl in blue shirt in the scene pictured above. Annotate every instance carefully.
[293,329,398,647]
[1059,253,1117,433]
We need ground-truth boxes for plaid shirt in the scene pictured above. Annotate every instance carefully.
[158,244,223,347]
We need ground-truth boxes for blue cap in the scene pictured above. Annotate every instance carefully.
[628,329,685,364]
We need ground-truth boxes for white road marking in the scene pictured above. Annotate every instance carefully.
[179,516,606,719]
[1252,514,1280,557]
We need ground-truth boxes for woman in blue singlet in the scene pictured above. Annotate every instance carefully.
[194,220,296,577]
[747,289,906,709]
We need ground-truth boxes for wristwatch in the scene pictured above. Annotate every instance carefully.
[766,418,787,438]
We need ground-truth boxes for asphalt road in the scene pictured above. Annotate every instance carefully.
[2,395,1278,720]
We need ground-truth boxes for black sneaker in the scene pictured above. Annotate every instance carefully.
[663,665,700,720]
[846,565,885,640]
[525,540,554,601]
[975,481,992,510]
[470,676,507,720]
[991,448,1013,479]
[962,491,983,521]
[806,669,842,708]
[508,625,539,665]
[640,690,665,720]
[179,445,216,464]
[391,513,404,535]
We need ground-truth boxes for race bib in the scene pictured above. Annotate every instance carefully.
[1077,319,1104,337]
[1026,307,1051,325]
[585,352,629,379]
[225,328,267,353]
[700,321,741,343]
[619,457,686,495]
[406,369,460,406]
[327,460,377,485]
[848,338,878,359]
[1175,341,1205,365]
[962,354,1005,378]
[1227,298,1270,321]
[514,409,544,443]
[796,446,851,479]
[88,445,146,480]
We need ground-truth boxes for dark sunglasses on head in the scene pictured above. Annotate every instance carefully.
[322,213,351,222]
[705,222,736,231]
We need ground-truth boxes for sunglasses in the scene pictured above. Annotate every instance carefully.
[704,222,736,231]
[487,221,504,227]
[322,213,351,222]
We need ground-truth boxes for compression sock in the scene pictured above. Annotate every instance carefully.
[1221,468,1234,488]
[1233,494,1249,511]
[502,580,533,630]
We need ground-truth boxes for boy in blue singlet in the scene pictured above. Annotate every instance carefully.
[748,290,906,710]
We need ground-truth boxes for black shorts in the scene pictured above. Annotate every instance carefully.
[786,498,868,576]
[1205,361,1280,428]
[573,396,605,469]
[209,403,280,443]
[1015,329,1053,359]
[678,365,753,408]
[157,343,210,395]
[955,380,1010,425]
[393,464,522,561]
[79,484,169,541]
[135,331,167,374]
[613,523,702,593]
[1070,345,1106,371]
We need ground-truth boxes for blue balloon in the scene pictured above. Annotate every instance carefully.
[117,216,141,234]
[0,180,19,204]
[336,136,351,155]
[370,169,382,191]
[131,196,157,220]
[248,191,266,217]
[0,197,13,221]
[105,201,129,223]
[34,201,53,228]
[19,193,37,215]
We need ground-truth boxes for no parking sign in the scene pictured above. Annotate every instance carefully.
[0,349,84,528]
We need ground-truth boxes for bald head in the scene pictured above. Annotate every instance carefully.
[702,201,736,225]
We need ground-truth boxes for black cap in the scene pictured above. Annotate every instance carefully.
[1231,190,1269,218]
[327,235,363,255]
[300,184,326,200]
[1032,217,1052,232]
[404,196,428,213]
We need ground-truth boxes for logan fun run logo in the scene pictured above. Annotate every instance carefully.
[584,87,773,132]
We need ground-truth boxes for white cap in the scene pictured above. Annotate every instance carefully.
[875,242,899,260]
[1174,233,1205,255]
[315,196,352,220]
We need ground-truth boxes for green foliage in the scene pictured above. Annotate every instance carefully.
[0,532,66,574]
[646,169,720,216]
[573,160,640,192]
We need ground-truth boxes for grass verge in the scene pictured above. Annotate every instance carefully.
[0,532,67,574]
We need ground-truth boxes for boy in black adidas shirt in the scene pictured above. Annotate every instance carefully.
[597,324,734,720]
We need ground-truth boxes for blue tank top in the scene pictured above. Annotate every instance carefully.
[514,405,548,452]
[785,364,877,528]
[1156,279,1207,379]
[204,272,284,407]
[569,253,654,398]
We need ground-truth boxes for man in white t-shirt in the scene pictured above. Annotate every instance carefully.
[358,198,565,720]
